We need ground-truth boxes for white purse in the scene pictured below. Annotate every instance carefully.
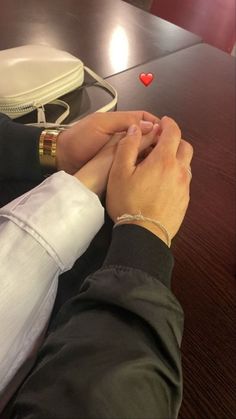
[0,45,118,127]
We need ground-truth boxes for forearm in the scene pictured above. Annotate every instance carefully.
[0,171,104,409]
[11,225,183,419]
[0,113,43,181]
[0,220,59,399]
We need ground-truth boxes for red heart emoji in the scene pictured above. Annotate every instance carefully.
[139,72,154,87]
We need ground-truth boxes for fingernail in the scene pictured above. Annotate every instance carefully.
[153,123,160,132]
[127,124,137,135]
[139,120,153,129]
[162,116,169,121]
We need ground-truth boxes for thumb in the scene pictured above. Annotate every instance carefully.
[111,124,141,176]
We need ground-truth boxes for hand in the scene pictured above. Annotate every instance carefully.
[56,111,160,174]
[74,123,160,198]
[106,116,193,246]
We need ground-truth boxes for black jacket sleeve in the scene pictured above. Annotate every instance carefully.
[0,113,44,181]
[11,225,184,419]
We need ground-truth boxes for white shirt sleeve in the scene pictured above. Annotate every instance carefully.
[0,171,104,396]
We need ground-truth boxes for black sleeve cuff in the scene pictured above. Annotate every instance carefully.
[103,224,174,289]
[0,113,44,181]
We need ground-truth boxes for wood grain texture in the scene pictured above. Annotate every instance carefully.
[114,44,236,419]
[1,2,234,414]
[0,0,201,77]
[57,43,235,418]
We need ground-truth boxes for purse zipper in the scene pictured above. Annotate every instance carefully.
[0,68,83,114]
[0,103,36,113]
[0,66,83,116]
[0,102,46,125]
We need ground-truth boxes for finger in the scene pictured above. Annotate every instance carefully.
[105,124,159,161]
[110,124,141,177]
[140,110,160,125]
[94,111,160,135]
[154,116,182,157]
[176,139,194,167]
[116,121,160,138]
[139,120,161,136]
[103,132,126,148]
[138,123,160,153]
[139,120,153,134]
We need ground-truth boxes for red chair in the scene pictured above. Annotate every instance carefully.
[150,0,236,53]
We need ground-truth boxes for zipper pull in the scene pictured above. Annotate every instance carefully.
[36,104,46,125]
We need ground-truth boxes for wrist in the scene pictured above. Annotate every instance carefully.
[73,147,116,198]
[116,220,169,247]
[73,170,98,196]
[39,129,59,175]
[56,129,71,172]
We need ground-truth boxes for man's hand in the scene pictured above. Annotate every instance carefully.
[74,123,160,198]
[106,116,193,245]
[56,111,160,174]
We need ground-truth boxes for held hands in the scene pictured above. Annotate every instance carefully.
[56,111,160,174]
[74,123,160,198]
[69,113,193,245]
[106,116,193,244]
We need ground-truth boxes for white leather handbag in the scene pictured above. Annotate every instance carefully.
[0,45,118,127]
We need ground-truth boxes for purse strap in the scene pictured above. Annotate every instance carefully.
[37,100,70,126]
[83,66,118,113]
[28,66,118,128]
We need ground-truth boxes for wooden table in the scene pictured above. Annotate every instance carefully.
[1,0,234,414]
[70,43,236,418]
[0,0,201,78]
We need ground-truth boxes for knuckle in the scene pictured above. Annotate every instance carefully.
[179,165,191,183]
[188,143,194,158]
[182,139,194,156]
[163,117,181,138]
[174,124,181,139]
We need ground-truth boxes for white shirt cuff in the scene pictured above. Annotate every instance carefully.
[0,171,104,271]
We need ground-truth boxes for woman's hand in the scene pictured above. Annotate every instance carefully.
[106,116,193,245]
[74,123,160,198]
[56,111,160,174]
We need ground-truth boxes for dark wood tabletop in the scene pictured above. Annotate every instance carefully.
[1,0,234,414]
[0,0,201,78]
[68,43,236,418]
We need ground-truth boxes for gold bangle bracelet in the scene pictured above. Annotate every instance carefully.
[39,129,61,172]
